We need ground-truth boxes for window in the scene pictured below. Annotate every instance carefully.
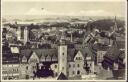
[77,70,80,75]
[69,64,71,68]
[77,64,80,67]
[62,67,64,70]
[55,65,57,68]
[67,71,69,75]
[73,64,75,67]
[17,69,18,72]
[26,66,28,70]
[76,57,82,60]
[90,64,91,66]
[72,71,75,75]
[62,53,64,55]
[63,47,65,50]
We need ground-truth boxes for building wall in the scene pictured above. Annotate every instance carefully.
[97,51,107,64]
[74,51,85,76]
[19,63,29,79]
[28,52,39,78]
[50,63,58,77]
[67,62,76,77]
[2,64,20,80]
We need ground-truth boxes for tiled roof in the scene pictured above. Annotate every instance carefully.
[2,53,20,64]
[79,47,95,60]
[68,47,95,61]
[67,49,77,62]
[20,46,95,62]
[21,49,58,61]
[105,41,121,61]
[93,43,109,51]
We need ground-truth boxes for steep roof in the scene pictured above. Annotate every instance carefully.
[104,41,121,61]
[20,46,95,62]
[21,49,58,61]
[67,47,95,61]
[67,49,77,62]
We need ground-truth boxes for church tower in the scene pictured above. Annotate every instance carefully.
[16,26,21,41]
[24,26,29,45]
[58,31,68,76]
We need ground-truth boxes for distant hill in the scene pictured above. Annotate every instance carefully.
[86,19,125,32]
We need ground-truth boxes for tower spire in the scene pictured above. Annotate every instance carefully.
[114,16,118,32]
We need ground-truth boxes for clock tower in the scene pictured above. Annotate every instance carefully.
[58,31,67,76]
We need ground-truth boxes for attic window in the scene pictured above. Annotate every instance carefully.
[76,57,82,60]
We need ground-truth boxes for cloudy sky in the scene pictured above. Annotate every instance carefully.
[2,0,126,17]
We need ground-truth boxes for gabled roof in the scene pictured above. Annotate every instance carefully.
[67,49,77,62]
[67,47,95,61]
[78,47,95,60]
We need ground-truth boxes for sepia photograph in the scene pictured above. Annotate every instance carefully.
[1,0,127,81]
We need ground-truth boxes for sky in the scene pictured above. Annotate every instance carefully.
[2,0,126,17]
